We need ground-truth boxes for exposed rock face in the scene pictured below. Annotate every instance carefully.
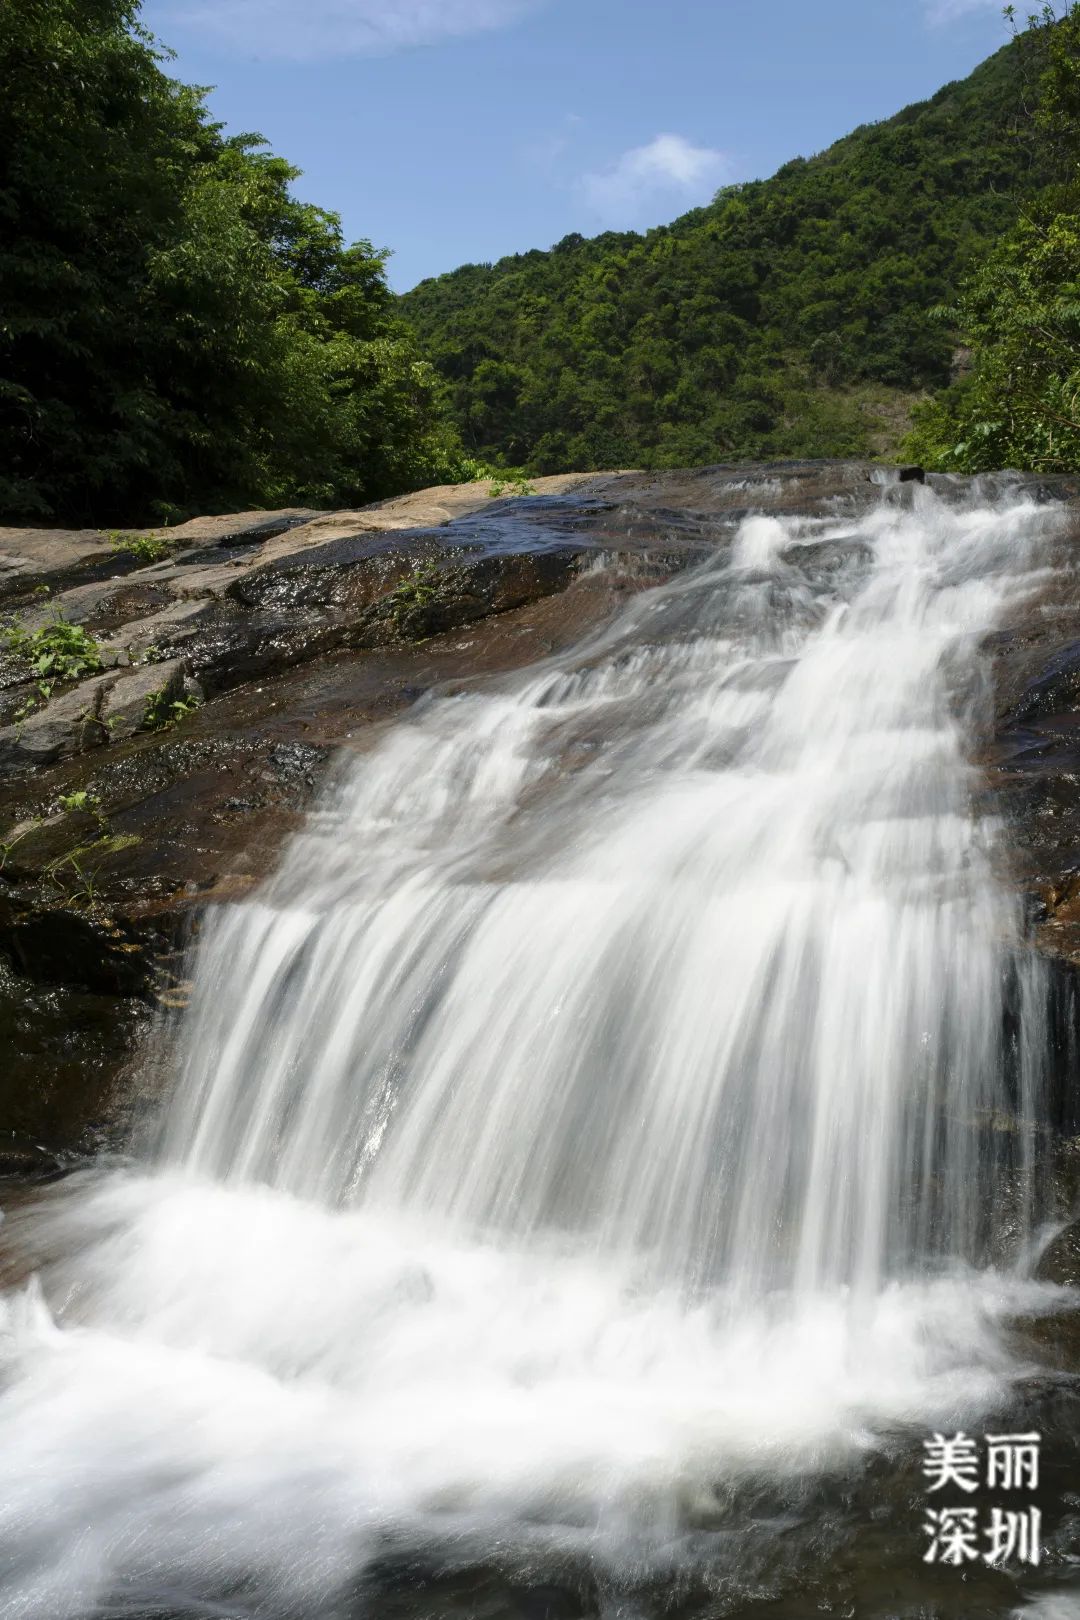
[3,460,1080,1159]
[986,477,1080,967]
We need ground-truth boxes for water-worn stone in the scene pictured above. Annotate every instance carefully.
[99,659,186,741]
[0,474,630,1150]
[0,510,321,601]
[0,901,150,996]
[1035,1218,1080,1286]
[0,673,114,774]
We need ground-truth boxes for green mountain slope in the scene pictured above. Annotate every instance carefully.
[400,40,1048,471]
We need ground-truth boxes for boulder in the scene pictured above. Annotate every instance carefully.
[99,659,187,741]
[0,673,114,775]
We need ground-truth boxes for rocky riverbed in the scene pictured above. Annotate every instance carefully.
[2,460,1080,1172]
[7,463,1080,1620]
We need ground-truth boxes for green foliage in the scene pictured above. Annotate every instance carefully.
[3,614,102,687]
[391,562,442,606]
[906,6,1080,473]
[143,687,200,731]
[46,850,99,906]
[453,456,501,482]
[43,833,141,907]
[401,36,1054,470]
[488,474,536,497]
[57,788,110,835]
[108,530,169,564]
[2,611,101,722]
[58,789,103,818]
[0,0,464,525]
[382,561,446,639]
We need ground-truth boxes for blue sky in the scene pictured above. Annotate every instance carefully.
[142,0,1017,292]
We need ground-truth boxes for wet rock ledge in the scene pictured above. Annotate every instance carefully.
[2,459,1080,1164]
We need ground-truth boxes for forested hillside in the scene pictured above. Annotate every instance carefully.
[0,0,465,527]
[400,37,1055,473]
[5,3,1076,525]
[908,4,1080,474]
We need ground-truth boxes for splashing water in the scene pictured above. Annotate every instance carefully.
[0,486,1070,1616]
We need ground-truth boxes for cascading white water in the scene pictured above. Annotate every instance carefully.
[0,484,1069,1617]
[165,485,1052,1293]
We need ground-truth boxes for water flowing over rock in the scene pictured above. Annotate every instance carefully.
[2,466,1080,1617]
[168,490,1056,1294]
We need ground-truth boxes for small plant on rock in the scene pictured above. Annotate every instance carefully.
[3,614,102,687]
[43,832,141,908]
[3,613,103,723]
[393,562,441,608]
[488,473,536,499]
[143,688,200,731]
[58,789,107,827]
[384,562,445,639]
[107,530,169,565]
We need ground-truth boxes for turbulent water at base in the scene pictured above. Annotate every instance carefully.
[0,485,1074,1618]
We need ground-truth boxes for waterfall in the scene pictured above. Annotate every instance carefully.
[167,486,1053,1291]
[0,485,1069,1617]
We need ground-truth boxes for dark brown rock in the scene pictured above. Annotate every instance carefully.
[0,674,113,773]
[100,659,187,740]
[1035,1219,1080,1286]
[0,474,646,1154]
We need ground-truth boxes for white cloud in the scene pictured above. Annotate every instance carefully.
[578,134,731,227]
[923,0,1006,25]
[166,0,537,60]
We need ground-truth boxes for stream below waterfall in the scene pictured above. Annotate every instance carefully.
[2,484,1080,1619]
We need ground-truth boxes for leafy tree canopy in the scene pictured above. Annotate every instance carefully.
[0,0,465,525]
[906,5,1080,474]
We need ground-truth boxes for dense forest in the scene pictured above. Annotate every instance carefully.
[401,11,1079,475]
[908,4,1080,473]
[2,4,1079,526]
[0,0,468,526]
